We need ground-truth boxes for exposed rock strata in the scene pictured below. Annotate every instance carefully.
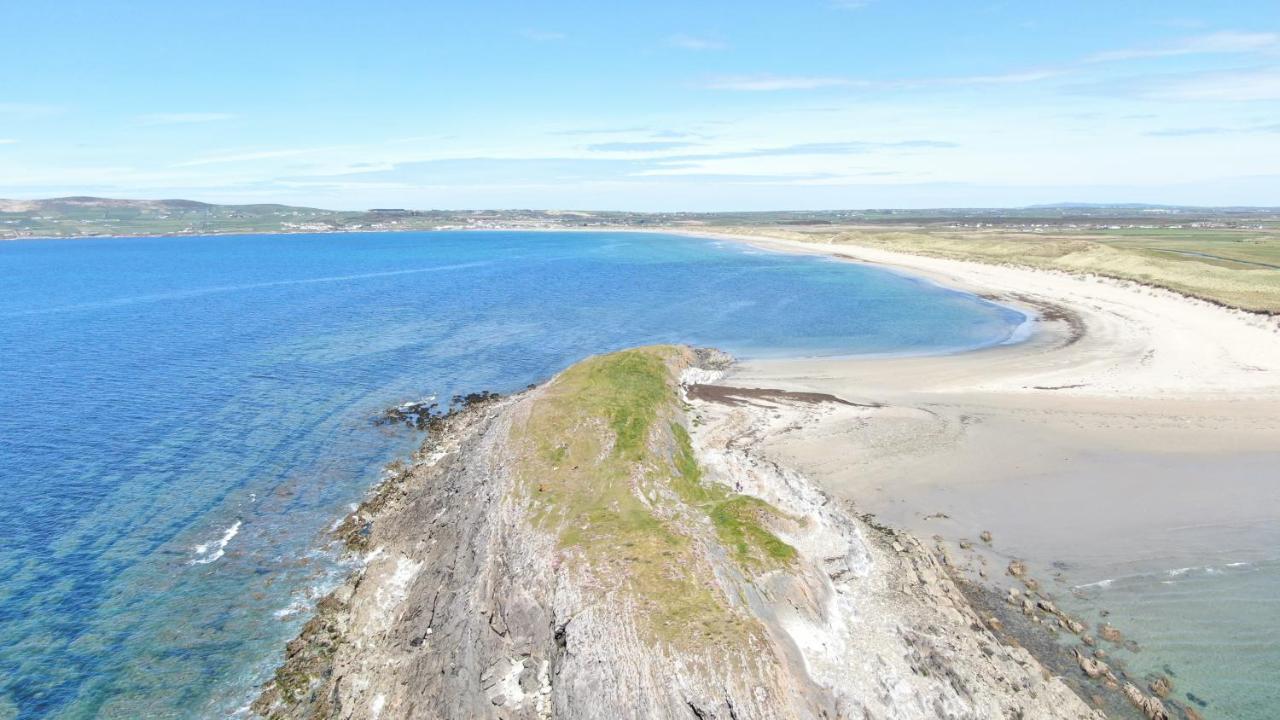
[254,347,1101,719]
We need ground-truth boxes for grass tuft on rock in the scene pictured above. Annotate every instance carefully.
[512,345,796,648]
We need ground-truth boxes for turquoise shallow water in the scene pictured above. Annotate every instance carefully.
[0,230,1025,718]
[1063,549,1280,718]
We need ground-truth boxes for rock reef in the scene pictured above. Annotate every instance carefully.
[254,346,1101,720]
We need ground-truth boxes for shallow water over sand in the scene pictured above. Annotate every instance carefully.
[0,230,1023,718]
[857,435,1280,719]
[1067,557,1280,719]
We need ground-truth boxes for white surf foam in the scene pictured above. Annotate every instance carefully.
[191,521,242,565]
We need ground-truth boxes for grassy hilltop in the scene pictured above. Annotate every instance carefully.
[513,346,796,646]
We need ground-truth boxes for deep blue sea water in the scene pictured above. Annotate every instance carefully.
[0,231,1025,718]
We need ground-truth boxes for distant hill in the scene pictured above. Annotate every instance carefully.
[3,196,1278,239]
[1026,202,1280,212]
[0,197,360,238]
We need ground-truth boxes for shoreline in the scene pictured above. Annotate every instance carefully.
[10,220,1277,323]
[692,229,1280,523]
[221,226,1277,716]
[684,226,1280,717]
[254,348,1109,719]
[13,222,1275,322]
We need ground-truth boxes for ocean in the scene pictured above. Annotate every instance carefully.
[1062,527,1280,718]
[0,230,1024,718]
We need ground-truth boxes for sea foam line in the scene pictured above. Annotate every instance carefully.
[1071,560,1256,591]
[192,521,242,565]
[5,261,494,317]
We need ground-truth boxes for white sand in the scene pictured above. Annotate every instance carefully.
[681,230,1280,584]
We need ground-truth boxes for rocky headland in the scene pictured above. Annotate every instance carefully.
[253,346,1105,720]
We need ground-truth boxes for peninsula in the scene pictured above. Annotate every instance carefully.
[252,346,1101,719]
[247,218,1280,719]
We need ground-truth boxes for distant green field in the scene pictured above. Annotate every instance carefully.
[0,199,350,238]
[713,225,1280,313]
[6,197,1279,241]
[1082,231,1280,271]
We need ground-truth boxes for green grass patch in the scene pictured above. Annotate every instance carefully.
[511,346,798,649]
[710,497,799,566]
[671,422,797,569]
[783,226,1280,313]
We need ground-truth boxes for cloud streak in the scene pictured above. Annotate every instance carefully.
[704,70,1060,91]
[519,29,567,42]
[1105,65,1280,101]
[0,102,64,117]
[700,31,1275,98]
[1085,31,1280,63]
[136,112,239,126]
[704,75,864,91]
[175,147,338,167]
[1140,121,1280,137]
[672,140,957,161]
[277,137,958,191]
[586,141,702,152]
[668,34,727,51]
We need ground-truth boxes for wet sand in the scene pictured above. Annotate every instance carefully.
[682,231,1280,582]
[684,230,1280,716]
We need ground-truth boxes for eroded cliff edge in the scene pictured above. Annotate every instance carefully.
[253,346,1101,720]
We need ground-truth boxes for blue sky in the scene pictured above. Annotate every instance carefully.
[2,1,1278,209]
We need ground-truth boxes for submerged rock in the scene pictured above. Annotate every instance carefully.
[1148,674,1173,698]
[1073,648,1111,680]
[1123,682,1171,720]
[1099,622,1125,644]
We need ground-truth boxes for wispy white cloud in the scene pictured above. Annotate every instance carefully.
[668,34,727,51]
[1086,31,1280,63]
[704,75,863,91]
[941,69,1062,85]
[1145,122,1280,137]
[1156,18,1207,30]
[175,147,338,167]
[519,29,567,42]
[586,141,702,152]
[0,138,17,145]
[136,112,238,126]
[1067,65,1280,102]
[547,126,652,136]
[670,139,957,162]
[704,69,1060,91]
[704,31,1270,99]
[0,102,64,117]
[1145,66,1280,101]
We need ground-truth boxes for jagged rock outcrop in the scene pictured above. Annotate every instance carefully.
[254,346,1101,720]
[1123,682,1170,720]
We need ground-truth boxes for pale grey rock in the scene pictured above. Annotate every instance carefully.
[254,357,1102,720]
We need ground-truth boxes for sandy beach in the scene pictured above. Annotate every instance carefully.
[245,228,1280,719]
[687,230,1280,575]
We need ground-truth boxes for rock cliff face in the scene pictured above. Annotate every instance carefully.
[253,346,1101,720]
